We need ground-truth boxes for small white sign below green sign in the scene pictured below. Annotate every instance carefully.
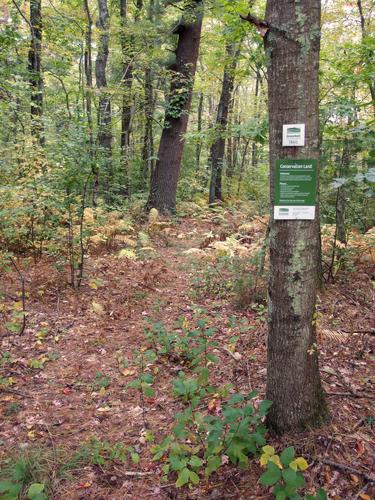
[274,159,317,220]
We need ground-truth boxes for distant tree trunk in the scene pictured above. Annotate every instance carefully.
[336,117,352,246]
[119,0,143,197]
[251,70,261,169]
[252,0,329,433]
[209,43,238,205]
[142,67,155,189]
[141,0,156,190]
[357,0,375,114]
[29,0,43,146]
[147,0,203,213]
[96,0,112,194]
[225,87,237,179]
[195,91,204,170]
[83,0,97,204]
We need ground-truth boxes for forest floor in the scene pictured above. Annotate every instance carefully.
[1,206,374,500]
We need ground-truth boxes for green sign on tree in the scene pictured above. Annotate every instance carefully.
[274,159,318,220]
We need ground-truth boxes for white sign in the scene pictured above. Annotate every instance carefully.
[282,124,305,147]
[274,206,316,220]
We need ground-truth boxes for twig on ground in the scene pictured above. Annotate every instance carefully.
[311,458,375,483]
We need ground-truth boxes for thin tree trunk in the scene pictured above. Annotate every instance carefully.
[251,70,261,169]
[147,0,203,213]
[29,0,43,146]
[119,0,143,197]
[257,0,328,433]
[195,91,204,170]
[209,42,238,205]
[357,0,375,114]
[142,67,155,189]
[141,0,156,190]
[83,0,97,204]
[336,125,352,246]
[96,0,112,195]
[225,85,237,179]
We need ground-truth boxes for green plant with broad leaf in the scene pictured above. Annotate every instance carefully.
[259,446,327,500]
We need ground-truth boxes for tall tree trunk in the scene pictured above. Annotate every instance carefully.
[147,0,203,213]
[141,0,156,190]
[83,0,97,204]
[29,0,43,146]
[336,118,352,246]
[259,0,328,433]
[195,90,204,171]
[251,70,261,169]
[209,42,238,205]
[119,0,143,197]
[96,0,112,194]
[357,0,375,114]
[142,67,155,189]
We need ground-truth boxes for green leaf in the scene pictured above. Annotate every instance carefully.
[28,483,47,500]
[282,467,298,485]
[175,467,190,487]
[259,462,282,486]
[205,455,221,477]
[0,481,22,499]
[280,446,295,467]
[189,455,203,468]
[306,489,328,500]
[258,400,272,416]
[188,470,200,485]
[275,490,287,500]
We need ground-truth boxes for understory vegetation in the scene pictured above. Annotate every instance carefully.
[1,0,374,498]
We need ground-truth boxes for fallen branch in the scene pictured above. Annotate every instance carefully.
[326,391,375,400]
[0,387,34,399]
[313,458,375,483]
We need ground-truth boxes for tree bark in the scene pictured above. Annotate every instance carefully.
[29,0,43,146]
[83,0,98,204]
[141,0,156,190]
[96,0,112,193]
[147,0,203,213]
[141,67,155,189]
[119,0,143,197]
[357,0,375,114]
[195,90,204,171]
[209,42,238,205]
[251,70,261,169]
[263,0,328,433]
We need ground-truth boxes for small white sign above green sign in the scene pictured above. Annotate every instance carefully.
[282,123,305,146]
[274,159,317,220]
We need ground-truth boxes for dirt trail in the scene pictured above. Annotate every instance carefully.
[1,215,374,499]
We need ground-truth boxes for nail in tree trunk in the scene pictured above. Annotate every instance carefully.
[29,0,44,146]
[209,42,238,205]
[147,0,203,213]
[96,0,112,194]
[261,0,328,433]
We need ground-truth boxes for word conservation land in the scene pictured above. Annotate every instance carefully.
[274,159,318,220]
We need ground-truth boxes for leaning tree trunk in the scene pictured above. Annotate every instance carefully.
[147,0,203,213]
[29,0,43,146]
[209,42,238,205]
[248,0,329,433]
[96,0,112,194]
